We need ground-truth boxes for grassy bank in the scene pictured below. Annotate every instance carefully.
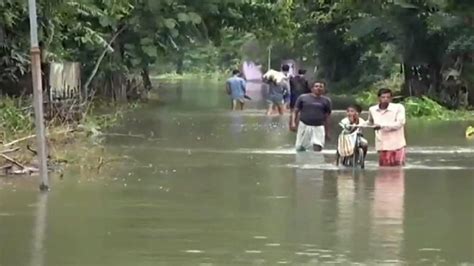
[354,90,474,121]
[0,97,142,176]
[329,74,473,121]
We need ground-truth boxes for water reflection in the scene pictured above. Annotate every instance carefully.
[30,192,49,266]
[335,171,357,257]
[292,152,325,244]
[229,113,244,141]
[292,161,406,263]
[372,168,405,262]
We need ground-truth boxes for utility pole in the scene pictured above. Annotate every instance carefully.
[267,44,272,70]
[28,0,49,191]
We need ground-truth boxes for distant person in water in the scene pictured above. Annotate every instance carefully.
[226,69,247,111]
[368,88,407,166]
[291,81,332,152]
[281,64,292,110]
[289,69,310,112]
[264,76,286,116]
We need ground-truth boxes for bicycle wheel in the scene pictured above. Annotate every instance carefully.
[352,148,358,168]
[358,147,365,169]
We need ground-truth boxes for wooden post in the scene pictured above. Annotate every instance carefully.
[267,44,272,70]
[28,0,49,191]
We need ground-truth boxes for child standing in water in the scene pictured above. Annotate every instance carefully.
[338,104,368,157]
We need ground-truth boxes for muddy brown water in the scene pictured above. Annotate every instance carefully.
[1,80,473,265]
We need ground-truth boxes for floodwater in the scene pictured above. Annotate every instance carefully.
[1,79,473,266]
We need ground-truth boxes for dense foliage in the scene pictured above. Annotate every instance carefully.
[271,0,474,109]
[0,0,292,100]
[1,0,474,109]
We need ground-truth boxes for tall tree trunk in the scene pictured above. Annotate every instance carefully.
[176,52,184,74]
[142,65,152,91]
[83,26,126,98]
[429,62,442,96]
[402,62,412,96]
[110,73,127,102]
[330,61,337,81]
[467,86,474,106]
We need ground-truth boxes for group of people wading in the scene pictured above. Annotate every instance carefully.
[225,65,407,167]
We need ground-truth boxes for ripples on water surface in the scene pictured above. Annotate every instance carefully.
[0,80,473,265]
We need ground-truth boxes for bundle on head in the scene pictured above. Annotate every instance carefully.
[466,126,474,139]
[263,69,285,84]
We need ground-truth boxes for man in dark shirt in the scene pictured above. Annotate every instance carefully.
[290,81,332,152]
[289,69,311,111]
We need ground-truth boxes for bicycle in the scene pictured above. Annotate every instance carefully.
[335,125,372,169]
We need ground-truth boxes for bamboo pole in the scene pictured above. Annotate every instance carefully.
[28,0,49,191]
[267,44,272,70]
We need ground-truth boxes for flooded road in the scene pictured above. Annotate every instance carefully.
[1,80,473,265]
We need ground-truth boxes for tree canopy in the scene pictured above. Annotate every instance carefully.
[1,0,474,107]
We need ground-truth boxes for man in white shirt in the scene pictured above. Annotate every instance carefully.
[368,88,407,166]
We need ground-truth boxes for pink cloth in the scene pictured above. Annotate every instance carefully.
[379,148,406,166]
[368,103,406,151]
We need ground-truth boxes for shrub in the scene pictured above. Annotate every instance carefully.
[0,97,34,139]
[404,96,471,120]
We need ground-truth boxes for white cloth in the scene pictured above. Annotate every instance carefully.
[295,122,325,150]
[263,69,286,84]
[368,103,406,151]
[337,132,357,157]
[337,118,368,156]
